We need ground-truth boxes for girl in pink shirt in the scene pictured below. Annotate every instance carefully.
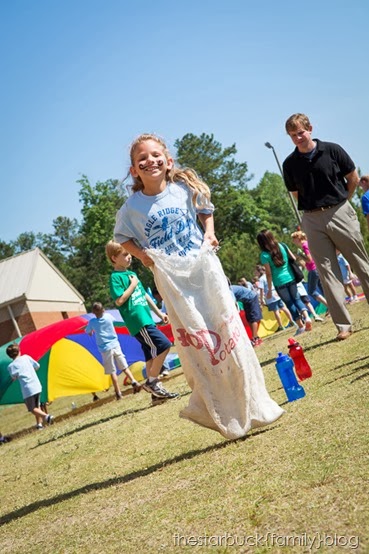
[291,231,329,314]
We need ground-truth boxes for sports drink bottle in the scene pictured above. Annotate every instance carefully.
[287,338,312,381]
[275,352,306,402]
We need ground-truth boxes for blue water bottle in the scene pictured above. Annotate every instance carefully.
[275,352,306,402]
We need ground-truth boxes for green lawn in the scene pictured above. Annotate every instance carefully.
[1,301,368,553]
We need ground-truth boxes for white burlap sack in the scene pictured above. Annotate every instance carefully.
[148,244,284,440]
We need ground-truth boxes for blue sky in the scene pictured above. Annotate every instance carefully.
[1,0,368,242]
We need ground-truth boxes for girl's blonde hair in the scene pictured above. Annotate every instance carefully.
[129,133,211,207]
[291,230,307,241]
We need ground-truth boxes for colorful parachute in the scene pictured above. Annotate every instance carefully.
[0,312,174,405]
[0,307,257,406]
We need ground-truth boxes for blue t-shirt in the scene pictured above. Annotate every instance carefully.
[337,253,350,282]
[8,355,41,399]
[361,190,369,216]
[230,285,257,304]
[85,312,120,352]
[114,181,214,257]
[258,273,280,304]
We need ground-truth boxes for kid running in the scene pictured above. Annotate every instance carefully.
[6,343,54,429]
[106,240,179,404]
[113,133,284,439]
[85,302,142,399]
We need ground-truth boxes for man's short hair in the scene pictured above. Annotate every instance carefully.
[6,343,20,359]
[285,113,311,133]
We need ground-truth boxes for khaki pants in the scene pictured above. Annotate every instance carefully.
[302,201,369,333]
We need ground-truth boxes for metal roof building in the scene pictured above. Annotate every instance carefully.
[0,248,86,345]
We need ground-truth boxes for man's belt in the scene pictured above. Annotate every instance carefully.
[304,201,345,213]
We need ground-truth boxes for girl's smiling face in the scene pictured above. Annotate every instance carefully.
[130,139,173,190]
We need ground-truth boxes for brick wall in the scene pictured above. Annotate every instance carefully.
[0,309,87,347]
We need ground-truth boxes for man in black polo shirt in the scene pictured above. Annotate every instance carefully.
[283,113,369,340]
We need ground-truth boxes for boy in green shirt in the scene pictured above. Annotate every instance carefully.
[106,241,179,404]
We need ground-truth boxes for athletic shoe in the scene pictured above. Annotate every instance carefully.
[45,415,54,425]
[115,392,123,400]
[132,381,142,394]
[276,326,284,332]
[294,327,306,336]
[314,316,324,322]
[143,379,179,399]
[92,394,99,402]
[36,424,44,430]
[159,368,170,377]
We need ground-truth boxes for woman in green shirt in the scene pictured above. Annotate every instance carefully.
[257,229,312,336]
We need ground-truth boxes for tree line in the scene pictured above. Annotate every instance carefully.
[1,133,367,311]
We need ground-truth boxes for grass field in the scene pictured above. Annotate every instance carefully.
[1,301,368,553]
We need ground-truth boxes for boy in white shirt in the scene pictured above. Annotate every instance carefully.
[7,343,54,429]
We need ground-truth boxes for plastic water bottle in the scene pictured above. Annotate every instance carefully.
[275,352,306,402]
[287,338,312,381]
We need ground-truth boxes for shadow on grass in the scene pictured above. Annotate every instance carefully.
[31,407,148,448]
[8,371,186,442]
[0,421,282,527]
[33,390,192,448]
[302,324,369,355]
[351,371,369,383]
[328,355,369,372]
[324,359,369,386]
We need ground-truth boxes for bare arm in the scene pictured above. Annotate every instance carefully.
[264,263,273,299]
[286,246,296,261]
[121,239,154,268]
[198,213,219,247]
[145,294,169,323]
[259,287,265,305]
[299,249,312,263]
[114,274,139,307]
[345,261,354,279]
[345,169,360,200]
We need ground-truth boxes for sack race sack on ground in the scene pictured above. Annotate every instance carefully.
[281,243,304,283]
[149,244,284,440]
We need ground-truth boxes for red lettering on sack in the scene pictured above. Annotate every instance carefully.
[175,317,243,366]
